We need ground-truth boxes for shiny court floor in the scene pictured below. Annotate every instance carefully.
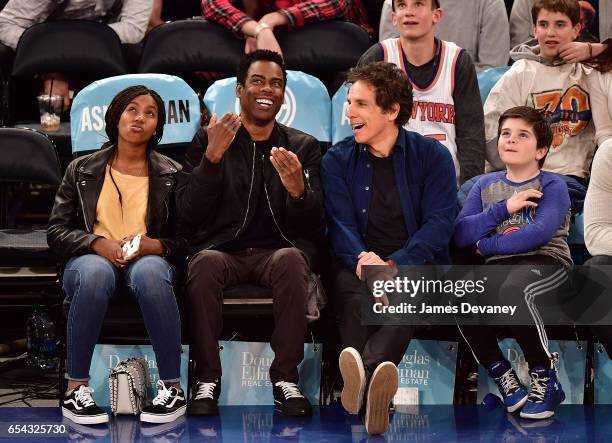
[0,404,610,442]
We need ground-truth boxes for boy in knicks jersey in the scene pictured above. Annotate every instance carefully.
[484,0,594,213]
[454,106,571,419]
[358,0,485,185]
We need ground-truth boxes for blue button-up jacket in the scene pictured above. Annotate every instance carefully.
[321,128,458,270]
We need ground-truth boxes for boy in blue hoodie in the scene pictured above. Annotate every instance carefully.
[454,106,571,419]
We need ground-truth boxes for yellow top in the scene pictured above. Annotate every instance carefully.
[93,166,148,240]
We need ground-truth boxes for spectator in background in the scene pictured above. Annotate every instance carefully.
[148,0,201,32]
[0,0,153,111]
[586,43,612,148]
[510,0,610,58]
[200,0,373,58]
[148,0,166,31]
[359,0,485,186]
[584,44,612,360]
[484,0,595,215]
[379,0,511,72]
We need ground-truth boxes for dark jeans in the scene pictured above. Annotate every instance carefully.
[458,255,568,369]
[63,254,181,382]
[186,247,310,383]
[585,255,612,359]
[331,259,415,374]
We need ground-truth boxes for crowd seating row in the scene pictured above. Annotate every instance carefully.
[0,124,598,405]
[1,62,590,269]
[0,19,371,126]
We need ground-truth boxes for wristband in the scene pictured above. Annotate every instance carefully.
[254,22,271,37]
[588,42,593,58]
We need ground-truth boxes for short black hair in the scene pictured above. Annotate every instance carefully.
[236,50,287,88]
[347,62,413,127]
[392,0,440,12]
[498,106,552,168]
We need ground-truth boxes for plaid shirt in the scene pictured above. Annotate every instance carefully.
[202,0,372,37]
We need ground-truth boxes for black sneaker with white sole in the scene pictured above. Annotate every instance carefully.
[140,380,187,423]
[62,385,109,425]
[273,381,312,416]
[187,380,220,416]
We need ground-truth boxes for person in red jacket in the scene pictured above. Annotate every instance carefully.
[201,0,373,57]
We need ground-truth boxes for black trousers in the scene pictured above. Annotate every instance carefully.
[585,255,612,359]
[458,255,569,369]
[185,247,310,383]
[331,259,415,374]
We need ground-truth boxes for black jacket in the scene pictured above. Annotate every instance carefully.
[179,122,325,270]
[47,147,188,264]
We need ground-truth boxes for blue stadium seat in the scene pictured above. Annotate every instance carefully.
[477,66,510,103]
[204,70,331,145]
[568,213,585,245]
[70,74,201,155]
[331,83,352,145]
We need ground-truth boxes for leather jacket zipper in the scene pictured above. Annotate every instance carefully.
[76,180,91,232]
[234,143,257,239]
[164,200,169,226]
[262,154,297,249]
[304,169,312,191]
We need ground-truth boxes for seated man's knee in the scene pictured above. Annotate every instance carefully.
[188,250,228,278]
[272,248,309,275]
[185,250,230,302]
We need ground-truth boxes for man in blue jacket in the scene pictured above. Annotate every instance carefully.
[321,62,457,435]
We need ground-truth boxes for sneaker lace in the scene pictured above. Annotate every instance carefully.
[528,372,549,403]
[275,382,304,399]
[497,369,521,395]
[194,382,216,400]
[75,385,96,408]
[152,380,172,406]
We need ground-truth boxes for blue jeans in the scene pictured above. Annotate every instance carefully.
[63,254,181,382]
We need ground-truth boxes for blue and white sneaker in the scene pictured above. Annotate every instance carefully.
[520,366,565,419]
[488,360,528,413]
